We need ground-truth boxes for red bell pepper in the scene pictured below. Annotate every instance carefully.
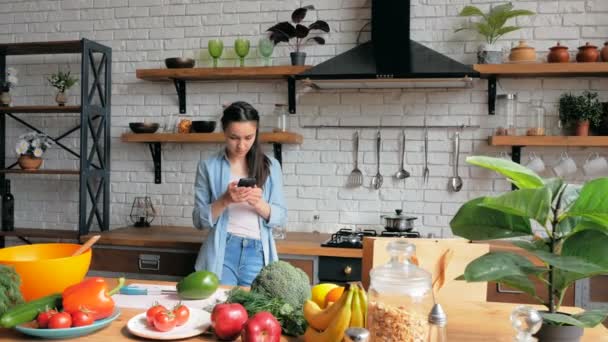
[62,277,125,320]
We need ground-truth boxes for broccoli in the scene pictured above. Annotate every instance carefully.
[250,260,311,309]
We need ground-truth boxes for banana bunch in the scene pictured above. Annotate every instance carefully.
[303,283,368,342]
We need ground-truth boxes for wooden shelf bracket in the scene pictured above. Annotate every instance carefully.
[288,76,296,114]
[149,142,162,184]
[488,75,497,115]
[174,79,186,114]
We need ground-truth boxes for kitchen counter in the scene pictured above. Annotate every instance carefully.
[81,226,362,258]
[1,278,606,341]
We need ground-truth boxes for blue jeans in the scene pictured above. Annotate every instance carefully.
[221,233,264,286]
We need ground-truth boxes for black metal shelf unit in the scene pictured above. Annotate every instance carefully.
[0,39,111,247]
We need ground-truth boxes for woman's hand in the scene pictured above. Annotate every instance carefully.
[245,186,264,209]
[222,181,251,205]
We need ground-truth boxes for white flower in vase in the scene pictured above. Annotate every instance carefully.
[33,148,43,158]
[15,140,28,155]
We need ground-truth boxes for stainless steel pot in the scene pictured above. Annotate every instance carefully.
[381,209,417,232]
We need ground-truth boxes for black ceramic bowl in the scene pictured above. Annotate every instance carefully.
[165,57,195,69]
[129,122,160,134]
[191,121,216,133]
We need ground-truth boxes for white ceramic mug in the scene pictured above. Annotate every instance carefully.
[553,152,577,177]
[498,151,510,160]
[524,152,545,173]
[583,153,608,176]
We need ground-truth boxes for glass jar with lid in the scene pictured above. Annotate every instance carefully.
[526,100,545,136]
[367,240,433,342]
[273,104,289,132]
[494,93,518,136]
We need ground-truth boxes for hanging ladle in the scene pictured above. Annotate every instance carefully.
[395,130,410,180]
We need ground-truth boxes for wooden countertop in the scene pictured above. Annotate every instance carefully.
[1,278,606,341]
[82,226,363,258]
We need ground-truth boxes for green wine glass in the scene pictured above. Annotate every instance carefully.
[234,38,250,67]
[208,39,224,68]
[258,37,274,66]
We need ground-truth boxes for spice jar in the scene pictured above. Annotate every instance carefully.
[367,240,433,342]
[494,93,518,136]
[601,42,608,62]
[273,104,289,132]
[576,42,599,63]
[526,100,545,136]
[547,42,570,63]
[176,114,192,133]
[509,40,536,63]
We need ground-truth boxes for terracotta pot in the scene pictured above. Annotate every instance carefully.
[601,42,608,62]
[55,91,67,106]
[509,40,536,63]
[0,91,11,106]
[534,323,583,342]
[18,155,43,170]
[576,120,590,136]
[576,42,599,63]
[547,42,570,63]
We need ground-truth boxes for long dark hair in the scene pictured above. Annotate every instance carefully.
[221,101,271,187]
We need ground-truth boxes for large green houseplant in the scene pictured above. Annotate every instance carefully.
[450,156,608,340]
[455,2,534,64]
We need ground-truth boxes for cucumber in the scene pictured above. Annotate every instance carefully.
[0,293,62,328]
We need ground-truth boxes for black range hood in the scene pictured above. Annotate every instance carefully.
[297,0,479,88]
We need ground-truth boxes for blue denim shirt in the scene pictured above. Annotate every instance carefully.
[192,151,287,278]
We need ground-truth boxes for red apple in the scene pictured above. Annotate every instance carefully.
[241,311,282,342]
[211,303,248,340]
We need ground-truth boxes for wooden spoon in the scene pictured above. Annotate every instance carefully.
[71,235,101,256]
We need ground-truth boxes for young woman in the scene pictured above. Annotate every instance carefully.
[192,101,287,286]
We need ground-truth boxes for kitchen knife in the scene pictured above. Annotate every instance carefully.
[119,285,177,296]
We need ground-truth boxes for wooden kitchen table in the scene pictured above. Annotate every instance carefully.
[0,278,606,341]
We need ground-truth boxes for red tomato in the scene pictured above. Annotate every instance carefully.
[172,304,190,326]
[37,309,58,328]
[71,310,94,327]
[153,311,176,332]
[48,312,72,329]
[146,304,167,326]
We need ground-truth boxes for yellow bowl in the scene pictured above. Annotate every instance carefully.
[0,243,91,301]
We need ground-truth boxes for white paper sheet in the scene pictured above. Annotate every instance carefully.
[113,283,228,310]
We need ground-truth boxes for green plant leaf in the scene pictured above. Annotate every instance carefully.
[495,275,538,298]
[562,178,608,228]
[450,197,532,240]
[466,156,544,189]
[543,177,564,201]
[495,26,521,37]
[474,22,494,41]
[541,309,608,328]
[504,9,536,20]
[480,187,551,225]
[458,6,486,17]
[555,183,582,236]
[511,239,550,253]
[463,252,541,282]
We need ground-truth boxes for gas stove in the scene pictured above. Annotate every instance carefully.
[321,228,421,249]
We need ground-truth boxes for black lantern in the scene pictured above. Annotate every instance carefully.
[130,196,156,227]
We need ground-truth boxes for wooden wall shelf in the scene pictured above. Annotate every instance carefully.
[489,135,608,147]
[0,169,79,175]
[0,105,81,114]
[474,63,608,78]
[122,131,303,184]
[136,66,311,82]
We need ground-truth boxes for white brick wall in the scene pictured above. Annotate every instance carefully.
[2,0,608,237]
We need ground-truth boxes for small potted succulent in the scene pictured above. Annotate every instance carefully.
[558,91,603,136]
[455,2,535,64]
[266,5,330,66]
[15,132,53,170]
[1,67,19,106]
[48,71,78,106]
[450,156,608,342]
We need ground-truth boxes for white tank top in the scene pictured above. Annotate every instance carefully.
[226,174,261,240]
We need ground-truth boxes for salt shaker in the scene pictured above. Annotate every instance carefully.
[427,303,447,342]
[511,305,542,342]
[345,327,370,342]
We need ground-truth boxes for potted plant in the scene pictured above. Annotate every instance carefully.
[455,3,535,64]
[450,156,608,342]
[558,91,603,136]
[15,132,53,170]
[266,5,330,66]
[47,71,78,106]
[0,67,19,106]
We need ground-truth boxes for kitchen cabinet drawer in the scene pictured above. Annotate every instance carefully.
[318,256,361,283]
[90,246,197,277]
[281,257,314,284]
[487,280,575,306]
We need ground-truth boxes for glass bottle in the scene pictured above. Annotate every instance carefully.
[2,180,14,231]
[495,93,518,136]
[273,104,289,132]
[427,304,448,342]
[367,240,433,341]
[526,100,545,136]
[175,113,192,134]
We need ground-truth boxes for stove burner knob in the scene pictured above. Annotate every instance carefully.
[344,265,352,275]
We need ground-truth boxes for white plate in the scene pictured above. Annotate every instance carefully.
[126,308,212,340]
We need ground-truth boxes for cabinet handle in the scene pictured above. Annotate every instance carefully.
[344,266,352,275]
[139,254,160,271]
[497,283,524,294]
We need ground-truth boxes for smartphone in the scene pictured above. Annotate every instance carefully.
[237,177,257,188]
